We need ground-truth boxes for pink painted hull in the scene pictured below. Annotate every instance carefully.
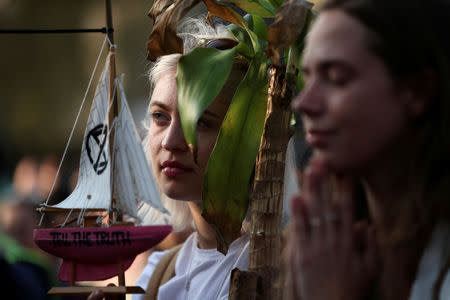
[33,225,172,281]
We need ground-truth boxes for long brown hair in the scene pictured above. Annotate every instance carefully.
[319,0,450,298]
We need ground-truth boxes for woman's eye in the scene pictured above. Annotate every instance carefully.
[151,112,169,124]
[300,68,310,84]
[327,67,351,86]
[197,118,210,128]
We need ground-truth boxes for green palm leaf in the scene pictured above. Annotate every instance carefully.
[228,14,268,58]
[224,0,278,17]
[177,47,236,154]
[202,55,268,254]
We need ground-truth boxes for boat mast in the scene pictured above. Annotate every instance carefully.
[106,5,128,286]
[105,0,122,223]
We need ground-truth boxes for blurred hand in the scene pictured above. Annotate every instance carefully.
[87,289,106,300]
[287,156,379,300]
[87,284,125,300]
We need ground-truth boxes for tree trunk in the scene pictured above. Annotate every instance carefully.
[229,65,295,300]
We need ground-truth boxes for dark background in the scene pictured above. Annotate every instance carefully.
[0,0,158,173]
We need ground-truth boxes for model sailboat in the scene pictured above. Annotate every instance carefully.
[33,46,172,294]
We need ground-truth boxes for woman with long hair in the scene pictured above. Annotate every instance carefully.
[288,0,450,299]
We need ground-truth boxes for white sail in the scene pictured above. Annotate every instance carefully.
[48,54,113,211]
[113,80,168,218]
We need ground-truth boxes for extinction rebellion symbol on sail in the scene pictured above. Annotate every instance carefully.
[86,124,109,175]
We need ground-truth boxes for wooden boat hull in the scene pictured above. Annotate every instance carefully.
[33,225,172,281]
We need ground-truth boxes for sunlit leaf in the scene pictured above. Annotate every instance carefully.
[223,0,277,17]
[249,13,268,42]
[202,0,247,27]
[232,39,255,60]
[201,0,264,53]
[227,14,267,58]
[228,21,254,59]
[177,47,236,152]
[146,0,200,61]
[202,55,268,254]
[266,0,313,64]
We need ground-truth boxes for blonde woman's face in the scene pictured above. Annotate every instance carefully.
[147,69,234,204]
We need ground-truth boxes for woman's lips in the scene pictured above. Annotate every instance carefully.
[306,129,334,147]
[161,161,193,177]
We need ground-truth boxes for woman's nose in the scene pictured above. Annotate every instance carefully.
[161,116,189,152]
[292,82,324,117]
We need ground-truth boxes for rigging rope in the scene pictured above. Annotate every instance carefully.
[38,36,111,227]
[64,61,118,228]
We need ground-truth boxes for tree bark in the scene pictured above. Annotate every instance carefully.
[230,65,295,300]
[228,268,260,300]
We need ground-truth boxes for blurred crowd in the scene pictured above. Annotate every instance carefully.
[0,154,80,300]
[2,155,77,206]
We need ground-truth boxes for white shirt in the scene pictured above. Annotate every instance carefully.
[133,232,250,300]
[409,222,450,300]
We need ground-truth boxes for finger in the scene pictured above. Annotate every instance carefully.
[352,220,368,253]
[288,242,302,300]
[335,176,354,247]
[104,283,124,300]
[304,157,326,235]
[87,289,104,300]
[291,194,310,245]
[322,174,337,236]
[363,225,379,279]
